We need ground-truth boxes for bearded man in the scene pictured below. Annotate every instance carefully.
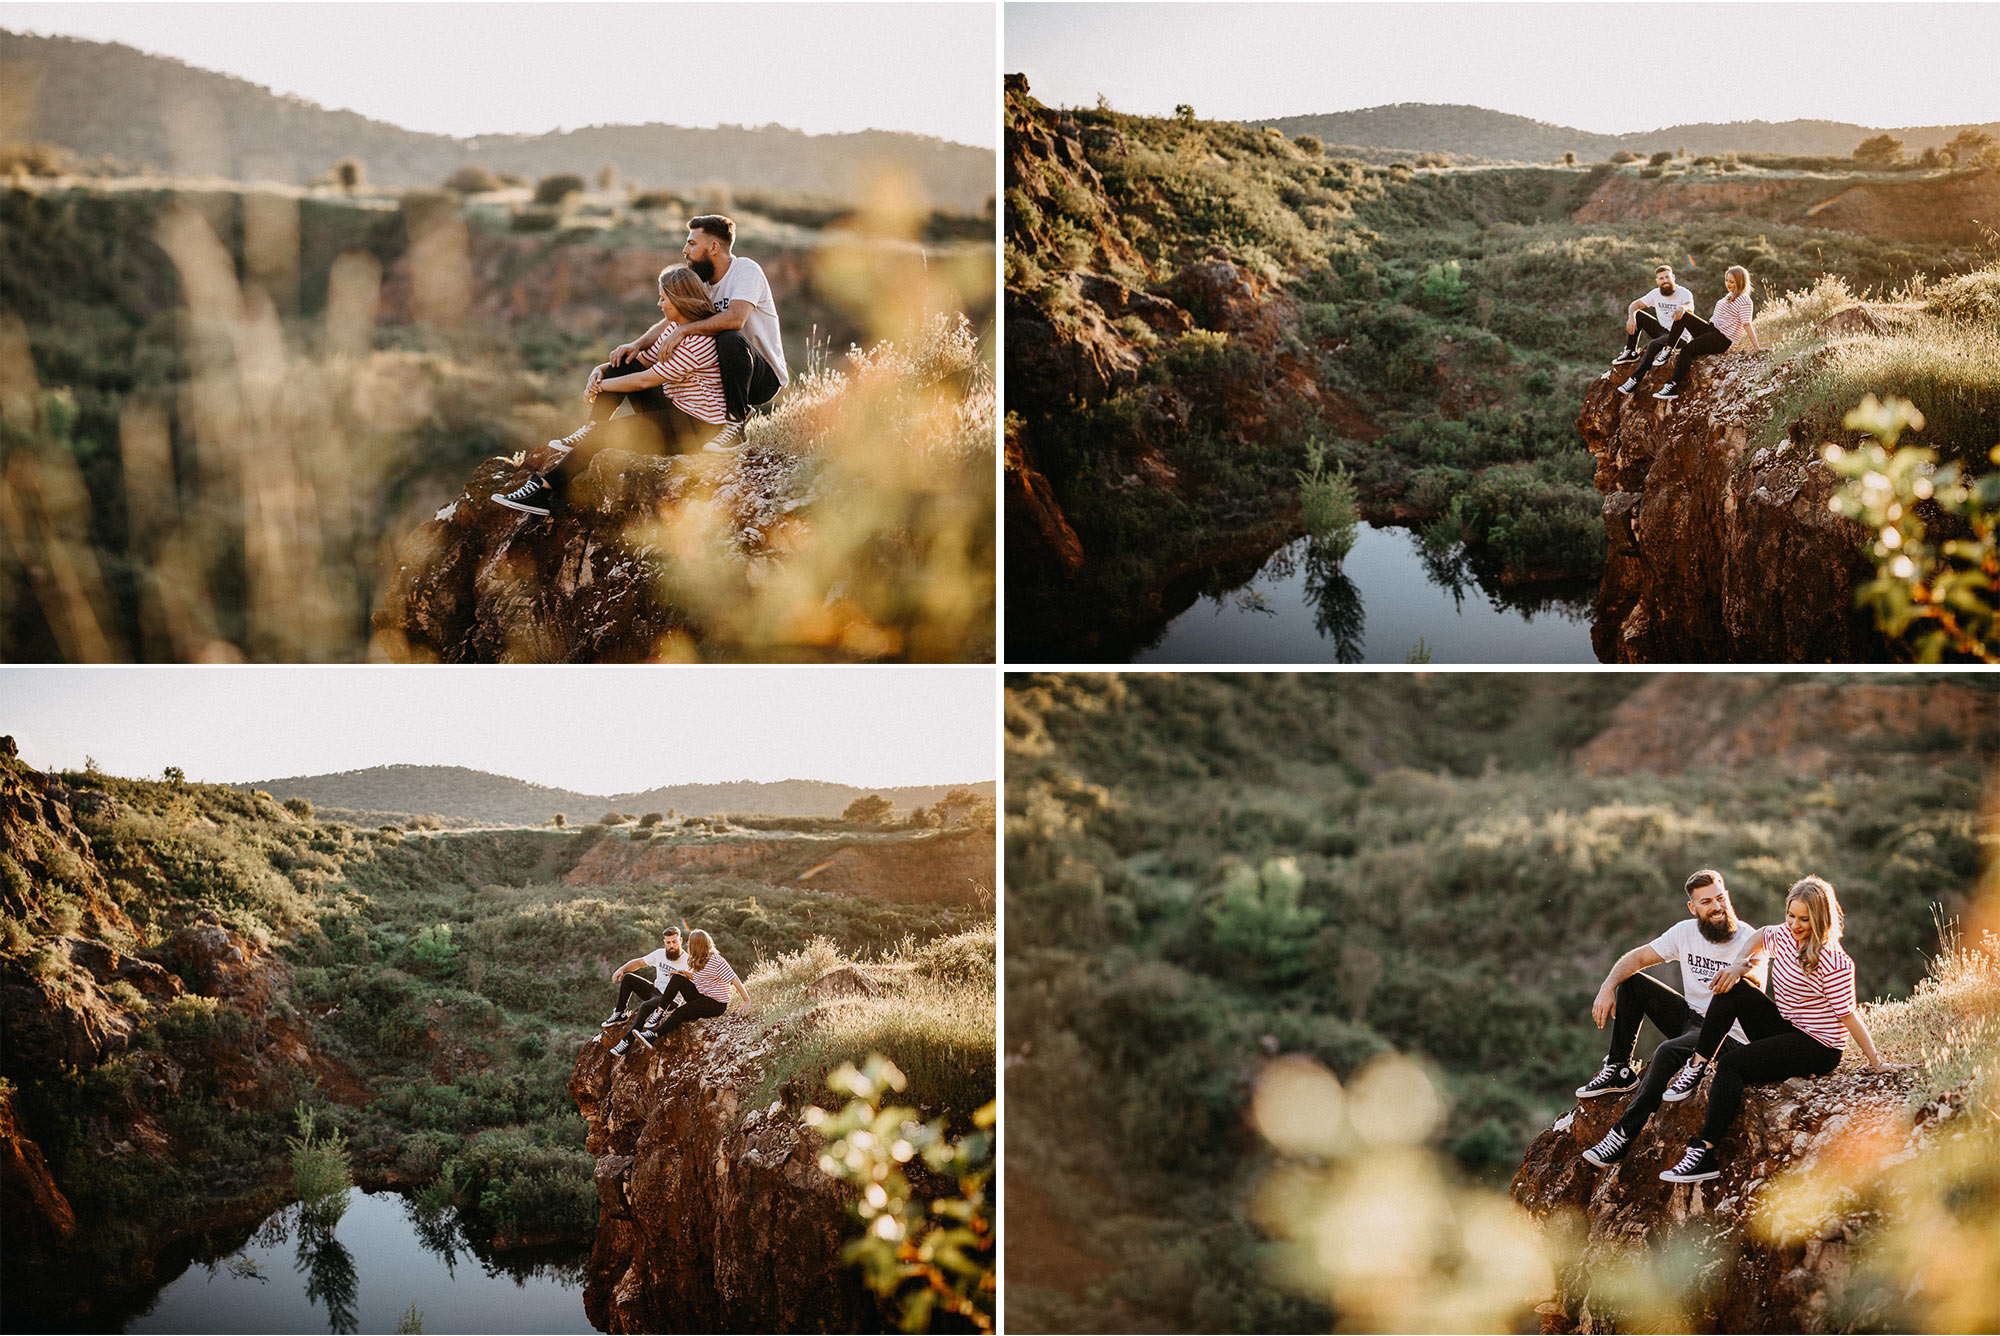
[1572,868,1768,1167]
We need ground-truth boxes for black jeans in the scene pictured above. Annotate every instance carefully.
[712,329,781,423]
[551,356,708,486]
[1605,971,1744,1140]
[1623,307,1668,354]
[1692,978,1842,1146]
[1662,312,1733,384]
[627,971,727,1034]
[614,972,661,1013]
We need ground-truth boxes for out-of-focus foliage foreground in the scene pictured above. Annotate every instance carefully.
[0,175,994,661]
[1003,672,1998,1332]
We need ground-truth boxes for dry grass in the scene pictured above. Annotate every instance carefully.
[1864,917,2000,1118]
[747,927,995,1129]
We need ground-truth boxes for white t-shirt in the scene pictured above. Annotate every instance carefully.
[706,255,790,387]
[1648,918,1766,1044]
[1637,284,1697,328]
[641,947,691,991]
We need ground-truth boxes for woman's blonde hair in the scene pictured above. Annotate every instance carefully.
[687,928,714,970]
[1726,264,1753,298]
[658,265,712,323]
[1786,876,1843,974]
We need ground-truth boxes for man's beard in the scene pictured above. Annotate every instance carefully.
[1697,911,1738,943]
[690,257,717,282]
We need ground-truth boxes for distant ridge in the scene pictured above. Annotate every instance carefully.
[233,763,995,824]
[0,29,995,211]
[1252,102,2000,162]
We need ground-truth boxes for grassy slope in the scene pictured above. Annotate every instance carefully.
[1002,674,1991,1332]
[0,767,991,1323]
[1007,92,1995,634]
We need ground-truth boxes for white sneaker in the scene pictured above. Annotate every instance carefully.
[702,420,746,453]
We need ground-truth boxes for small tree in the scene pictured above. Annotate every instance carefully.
[1648,150,1674,167]
[284,797,314,820]
[1610,150,1640,164]
[534,173,586,206]
[1562,150,1577,166]
[843,794,895,824]
[638,812,664,829]
[163,765,185,786]
[1854,134,1905,165]
[444,163,502,193]
[1295,134,1323,156]
[600,811,628,826]
[332,157,366,192]
[1942,129,1999,169]
[550,813,567,828]
[1174,104,1196,127]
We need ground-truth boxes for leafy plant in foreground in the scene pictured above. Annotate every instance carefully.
[1297,438,1359,559]
[809,1056,995,1334]
[287,1103,353,1230]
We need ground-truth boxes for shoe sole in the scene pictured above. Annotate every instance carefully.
[1616,385,1636,396]
[1654,394,1678,401]
[1661,1086,1700,1103]
[492,494,552,517]
[1582,1148,1626,1168]
[1575,1081,1641,1098]
[1659,1169,1721,1182]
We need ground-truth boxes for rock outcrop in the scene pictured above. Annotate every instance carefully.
[1575,166,2000,246]
[1578,340,1886,662]
[1512,1063,1931,1332]
[569,1009,891,1333]
[564,828,993,904]
[372,444,804,663]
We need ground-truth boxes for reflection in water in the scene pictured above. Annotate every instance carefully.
[296,1224,360,1335]
[1300,541,1364,664]
[405,1200,463,1279]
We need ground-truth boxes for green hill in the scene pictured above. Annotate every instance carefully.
[235,764,996,824]
[1254,102,2000,163]
[0,28,995,211]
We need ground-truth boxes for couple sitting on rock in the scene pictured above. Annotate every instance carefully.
[493,213,791,518]
[599,924,751,1056]
[1573,869,1904,1183]
[1609,262,1761,402]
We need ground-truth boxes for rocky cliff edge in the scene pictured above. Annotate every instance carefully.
[568,997,896,1333]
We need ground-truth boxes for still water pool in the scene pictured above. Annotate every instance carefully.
[127,1188,594,1335]
[1132,524,1597,664]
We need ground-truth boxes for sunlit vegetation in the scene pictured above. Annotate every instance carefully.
[1006,81,1995,649]
[0,171,993,662]
[1003,673,1994,1332]
[1,757,990,1323]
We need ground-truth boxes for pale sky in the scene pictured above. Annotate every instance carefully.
[1008,3,2000,134]
[1,2,998,148]
[0,666,995,792]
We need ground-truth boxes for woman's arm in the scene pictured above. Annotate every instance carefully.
[1842,1010,1902,1072]
[1735,320,1760,352]
[732,978,751,1005]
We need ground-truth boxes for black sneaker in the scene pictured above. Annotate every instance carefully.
[1659,1142,1721,1183]
[1616,377,1640,396]
[1661,1057,1708,1103]
[492,475,556,517]
[1652,382,1681,401]
[1612,349,1641,365]
[1582,1125,1631,1167]
[609,1036,631,1056]
[1576,1061,1642,1099]
[599,1009,624,1030]
[628,1028,653,1051]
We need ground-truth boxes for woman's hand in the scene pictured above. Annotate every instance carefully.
[586,364,607,402]
[1711,965,1746,993]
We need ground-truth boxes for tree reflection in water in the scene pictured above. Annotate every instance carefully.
[295,1222,360,1334]
[404,1199,464,1279]
[1300,540,1364,663]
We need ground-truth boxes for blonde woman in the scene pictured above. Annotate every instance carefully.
[1656,876,1903,1183]
[610,929,749,1056]
[492,265,730,517]
[1647,264,1760,402]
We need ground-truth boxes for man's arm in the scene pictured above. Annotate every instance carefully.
[611,956,648,979]
[647,300,753,357]
[612,318,672,363]
[1592,944,1667,1028]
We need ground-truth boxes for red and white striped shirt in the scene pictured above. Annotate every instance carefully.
[687,951,740,1005]
[636,322,729,424]
[1712,291,1755,342]
[1760,924,1854,1049]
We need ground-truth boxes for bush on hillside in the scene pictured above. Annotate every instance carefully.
[533,174,586,206]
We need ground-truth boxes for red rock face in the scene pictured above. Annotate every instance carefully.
[1577,352,1885,663]
[1513,1063,1922,1333]
[563,829,993,904]
[569,1014,892,1333]
[1574,168,2000,246]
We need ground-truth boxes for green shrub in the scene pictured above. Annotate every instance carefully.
[288,1103,353,1229]
[533,174,586,206]
[283,797,314,821]
[1296,440,1359,558]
